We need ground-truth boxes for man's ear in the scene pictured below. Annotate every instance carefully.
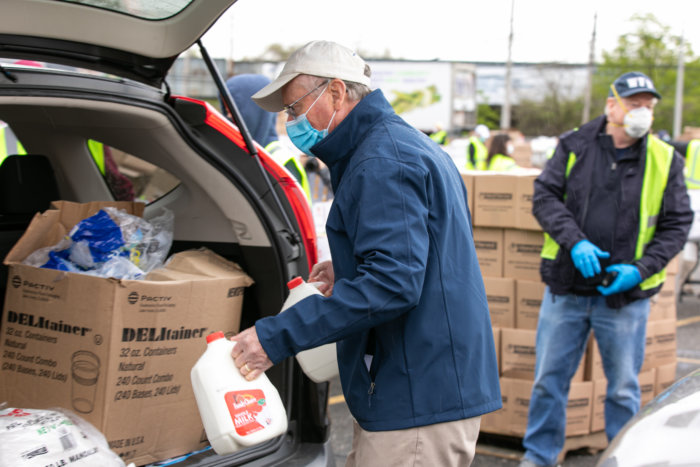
[328,78,347,109]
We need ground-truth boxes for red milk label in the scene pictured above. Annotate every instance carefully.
[224,389,272,436]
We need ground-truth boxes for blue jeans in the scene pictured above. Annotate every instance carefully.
[522,288,649,467]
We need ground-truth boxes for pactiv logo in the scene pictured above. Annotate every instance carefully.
[520,298,542,308]
[12,277,55,291]
[127,292,172,305]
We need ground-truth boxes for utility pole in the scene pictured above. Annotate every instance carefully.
[581,12,597,124]
[673,33,685,140]
[500,0,514,130]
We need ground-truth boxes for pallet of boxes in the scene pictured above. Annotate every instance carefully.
[461,170,680,462]
[0,201,255,466]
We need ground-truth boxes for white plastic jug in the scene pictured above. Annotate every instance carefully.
[281,276,339,383]
[190,331,287,455]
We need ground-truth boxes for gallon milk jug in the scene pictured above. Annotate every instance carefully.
[281,276,339,383]
[191,331,287,455]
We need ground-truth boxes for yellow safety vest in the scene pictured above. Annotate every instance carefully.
[540,134,674,291]
[487,153,519,172]
[265,141,312,203]
[685,139,700,189]
[429,130,447,145]
[466,136,488,171]
[87,139,106,175]
[0,124,27,166]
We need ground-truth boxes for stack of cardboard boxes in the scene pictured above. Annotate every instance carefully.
[461,170,679,440]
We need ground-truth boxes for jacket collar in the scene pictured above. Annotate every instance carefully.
[311,89,394,170]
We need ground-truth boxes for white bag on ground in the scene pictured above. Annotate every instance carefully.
[0,405,127,467]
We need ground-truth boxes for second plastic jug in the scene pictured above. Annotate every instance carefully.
[281,276,339,383]
[190,331,288,456]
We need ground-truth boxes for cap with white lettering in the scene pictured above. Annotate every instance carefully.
[609,71,661,99]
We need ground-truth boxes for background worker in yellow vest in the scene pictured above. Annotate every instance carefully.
[486,133,519,171]
[668,138,700,298]
[0,121,26,166]
[519,72,692,467]
[466,124,490,170]
[429,121,448,146]
[223,74,312,203]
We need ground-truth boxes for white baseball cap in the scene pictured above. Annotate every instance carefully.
[252,40,371,112]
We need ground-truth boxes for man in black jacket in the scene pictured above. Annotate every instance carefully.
[519,72,693,467]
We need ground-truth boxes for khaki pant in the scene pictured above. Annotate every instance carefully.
[345,416,481,467]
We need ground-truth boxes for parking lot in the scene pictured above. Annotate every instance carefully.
[328,294,700,466]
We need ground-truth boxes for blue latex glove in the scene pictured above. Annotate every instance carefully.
[570,240,610,278]
[597,264,642,296]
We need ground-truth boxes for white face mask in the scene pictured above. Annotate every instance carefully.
[623,107,653,139]
[506,143,515,155]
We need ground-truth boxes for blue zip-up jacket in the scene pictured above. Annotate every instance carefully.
[534,115,693,308]
[255,90,501,431]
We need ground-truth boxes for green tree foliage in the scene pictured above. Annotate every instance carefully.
[594,13,700,134]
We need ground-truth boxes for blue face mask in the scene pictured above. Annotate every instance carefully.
[286,84,336,156]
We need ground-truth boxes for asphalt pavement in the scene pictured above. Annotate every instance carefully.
[328,294,700,467]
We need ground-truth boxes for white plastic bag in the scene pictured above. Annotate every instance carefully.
[0,405,127,467]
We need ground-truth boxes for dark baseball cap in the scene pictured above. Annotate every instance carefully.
[609,71,662,99]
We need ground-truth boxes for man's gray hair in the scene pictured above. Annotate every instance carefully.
[302,64,372,101]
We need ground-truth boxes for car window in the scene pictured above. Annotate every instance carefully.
[87,139,180,203]
[58,0,194,20]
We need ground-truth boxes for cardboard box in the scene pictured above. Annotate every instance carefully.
[484,377,533,436]
[649,298,677,322]
[503,229,544,280]
[654,273,677,307]
[484,277,515,328]
[655,362,677,396]
[590,379,606,433]
[511,142,533,168]
[480,365,508,433]
[490,378,591,437]
[585,334,604,382]
[651,319,677,369]
[515,171,542,231]
[0,202,255,465]
[501,328,585,382]
[566,381,593,437]
[515,279,545,330]
[501,328,536,380]
[639,368,657,407]
[473,227,504,277]
[460,169,477,215]
[473,173,517,228]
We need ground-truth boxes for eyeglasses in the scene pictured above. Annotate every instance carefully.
[283,79,329,118]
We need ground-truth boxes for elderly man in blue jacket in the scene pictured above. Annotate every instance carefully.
[229,40,501,466]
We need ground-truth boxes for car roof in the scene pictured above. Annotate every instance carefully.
[0,0,237,86]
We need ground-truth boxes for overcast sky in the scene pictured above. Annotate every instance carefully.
[201,0,698,64]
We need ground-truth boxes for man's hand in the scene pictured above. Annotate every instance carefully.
[309,260,334,296]
[597,264,642,296]
[230,326,273,381]
[571,239,610,278]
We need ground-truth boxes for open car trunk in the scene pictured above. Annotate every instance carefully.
[0,65,329,466]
